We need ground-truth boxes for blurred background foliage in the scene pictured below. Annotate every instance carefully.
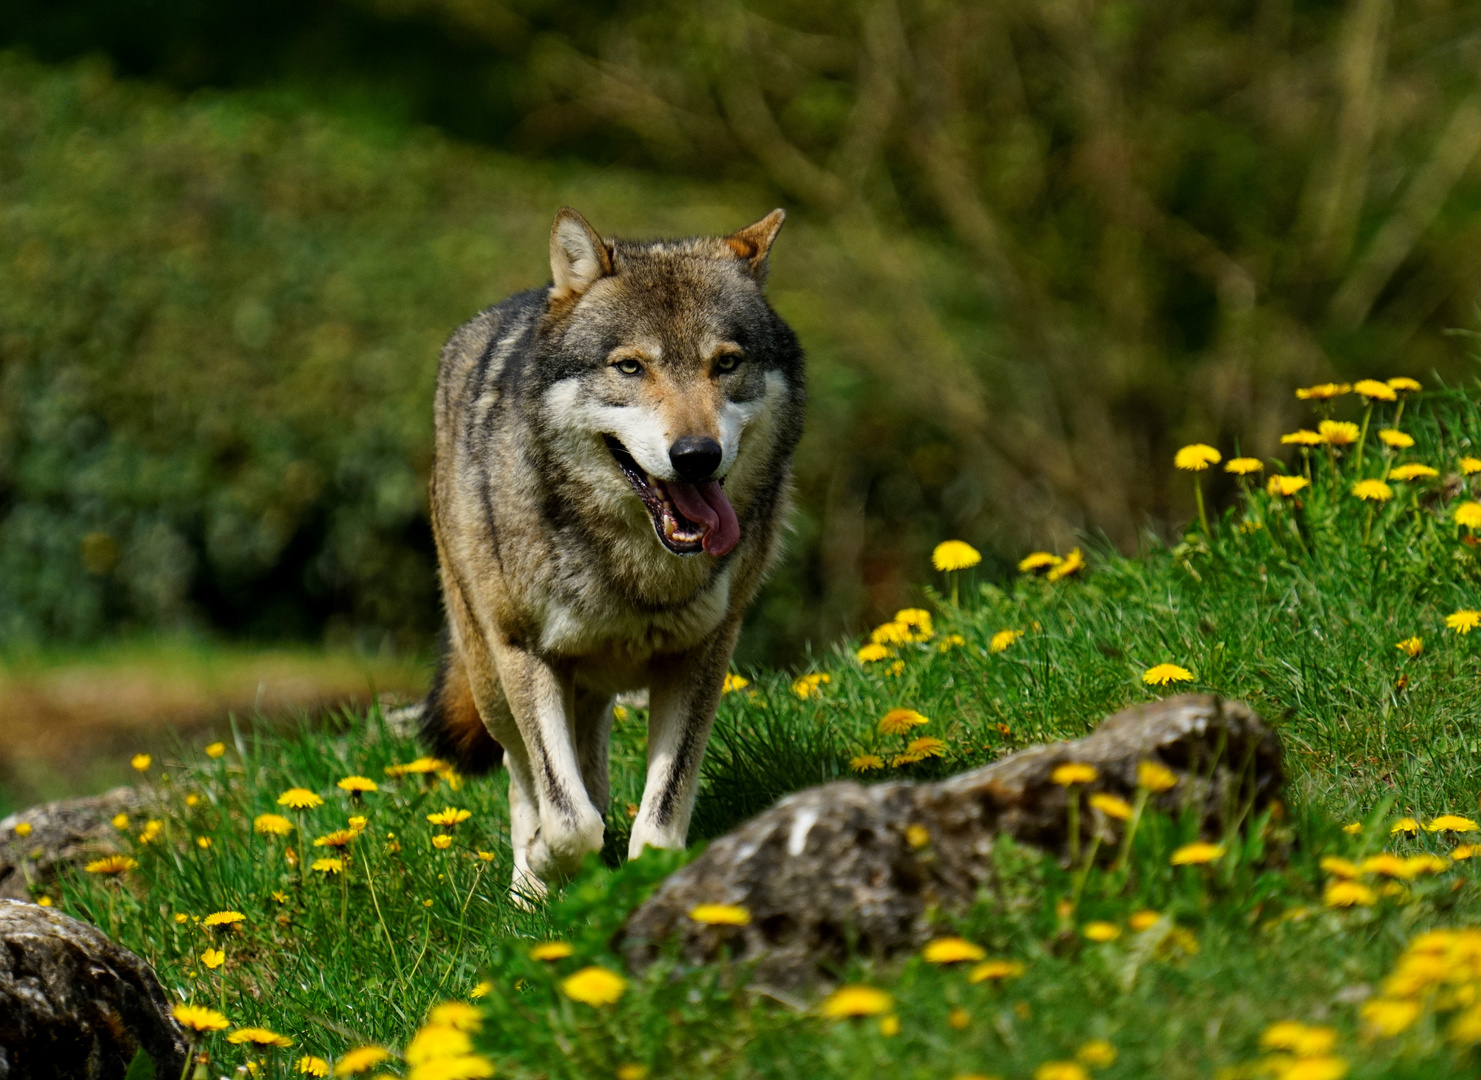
[4,0,1481,667]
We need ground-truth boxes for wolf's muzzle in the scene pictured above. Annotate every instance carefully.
[669,436,722,482]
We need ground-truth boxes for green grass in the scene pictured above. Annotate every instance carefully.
[19,385,1481,1078]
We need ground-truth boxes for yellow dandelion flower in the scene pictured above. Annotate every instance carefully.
[1351,479,1393,502]
[791,672,831,698]
[1076,1040,1117,1067]
[254,813,294,836]
[427,1002,483,1031]
[1404,854,1450,876]
[896,608,934,634]
[878,708,929,736]
[1379,430,1414,449]
[204,741,227,759]
[111,813,129,830]
[968,959,1025,983]
[171,1004,230,1032]
[883,659,905,676]
[819,985,892,1018]
[1051,762,1098,786]
[1395,636,1422,657]
[1391,816,1421,835]
[201,948,225,970]
[1170,842,1225,865]
[721,672,749,694]
[1142,663,1193,686]
[856,643,891,663]
[922,937,986,964]
[228,1027,293,1048]
[203,910,245,929]
[689,904,750,926]
[933,540,982,572]
[337,776,378,794]
[130,754,151,772]
[1082,922,1120,942]
[848,754,884,772]
[1034,1063,1089,1080]
[1455,501,1481,528]
[13,822,31,838]
[989,629,1024,653]
[1454,845,1478,860]
[560,966,627,1007]
[427,808,472,827]
[1295,383,1350,400]
[1387,377,1422,393]
[1137,760,1178,792]
[314,830,356,849]
[298,1057,331,1077]
[1174,444,1221,471]
[35,896,51,907]
[1046,548,1085,582]
[1325,880,1377,907]
[1354,378,1397,402]
[870,621,911,645]
[1361,853,1415,878]
[407,1055,496,1080]
[383,756,446,778]
[1389,463,1438,481]
[1268,474,1310,496]
[405,1024,472,1062]
[1018,551,1063,573]
[529,941,575,961]
[1278,1057,1348,1080]
[138,820,162,844]
[1261,1022,1336,1055]
[1320,420,1361,446]
[334,1047,392,1076]
[1362,997,1421,1037]
[616,1067,648,1080]
[1425,815,1479,832]
[1319,856,1360,879]
[1342,822,1363,834]
[312,857,343,874]
[891,752,926,767]
[476,851,495,862]
[1462,456,1481,475]
[431,835,453,850]
[1224,457,1264,475]
[1088,793,1132,821]
[1447,610,1481,634]
[878,1014,900,1037]
[278,788,323,810]
[85,855,137,875]
[1281,429,1325,446]
[905,736,947,759]
[470,980,492,999]
[195,836,212,850]
[1128,910,1160,932]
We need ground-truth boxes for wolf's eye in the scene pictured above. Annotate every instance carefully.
[714,354,741,373]
[613,358,643,376]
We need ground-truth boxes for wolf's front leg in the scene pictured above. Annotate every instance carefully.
[492,642,606,883]
[629,621,741,858]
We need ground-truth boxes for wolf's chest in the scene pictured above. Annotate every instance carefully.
[535,569,733,665]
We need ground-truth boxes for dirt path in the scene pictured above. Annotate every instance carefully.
[0,645,427,810]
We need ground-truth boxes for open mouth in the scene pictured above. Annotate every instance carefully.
[604,436,740,557]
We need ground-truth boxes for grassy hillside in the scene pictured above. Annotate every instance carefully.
[20,380,1481,1077]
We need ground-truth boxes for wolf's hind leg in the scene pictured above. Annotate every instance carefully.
[505,762,547,906]
[573,687,614,820]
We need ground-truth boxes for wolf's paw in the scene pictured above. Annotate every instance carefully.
[530,809,605,880]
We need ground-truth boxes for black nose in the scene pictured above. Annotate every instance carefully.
[669,436,722,482]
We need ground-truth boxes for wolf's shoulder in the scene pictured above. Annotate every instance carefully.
[437,287,548,401]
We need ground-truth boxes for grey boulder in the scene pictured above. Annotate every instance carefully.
[618,693,1282,986]
[0,900,186,1079]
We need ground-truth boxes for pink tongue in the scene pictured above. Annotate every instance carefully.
[664,480,740,556]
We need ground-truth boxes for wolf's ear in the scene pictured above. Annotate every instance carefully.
[726,209,785,282]
[549,208,613,303]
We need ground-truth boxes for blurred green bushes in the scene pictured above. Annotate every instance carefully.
[5,0,1481,663]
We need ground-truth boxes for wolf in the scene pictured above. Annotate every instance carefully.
[420,207,805,898]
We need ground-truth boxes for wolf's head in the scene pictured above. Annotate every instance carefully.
[534,208,805,559]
